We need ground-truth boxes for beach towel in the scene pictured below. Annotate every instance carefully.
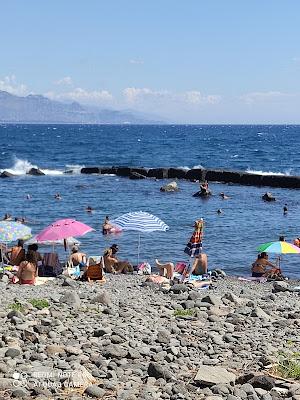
[238,276,268,283]
[184,230,203,257]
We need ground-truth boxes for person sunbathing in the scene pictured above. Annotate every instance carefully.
[7,240,25,266]
[103,248,133,274]
[155,259,174,279]
[251,252,277,277]
[17,250,38,285]
[191,253,208,275]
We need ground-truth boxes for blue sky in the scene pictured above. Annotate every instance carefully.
[1,0,300,123]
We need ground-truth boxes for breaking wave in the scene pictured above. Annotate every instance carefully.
[246,168,292,176]
[0,158,84,176]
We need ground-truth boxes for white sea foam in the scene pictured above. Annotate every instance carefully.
[246,168,292,176]
[0,158,64,176]
[192,164,204,169]
[65,164,85,174]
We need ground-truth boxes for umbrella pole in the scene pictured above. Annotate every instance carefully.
[137,234,141,266]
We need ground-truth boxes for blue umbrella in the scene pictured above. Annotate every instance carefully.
[0,221,31,243]
[111,211,169,264]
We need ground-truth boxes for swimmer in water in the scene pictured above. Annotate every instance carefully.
[54,193,62,200]
[220,192,230,200]
[217,209,223,214]
[283,204,288,215]
[26,194,31,200]
[86,206,93,213]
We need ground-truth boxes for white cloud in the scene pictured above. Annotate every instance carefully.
[54,76,73,85]
[129,59,144,65]
[181,91,221,105]
[240,91,292,104]
[123,87,221,106]
[0,75,28,95]
[123,87,168,103]
[46,87,113,104]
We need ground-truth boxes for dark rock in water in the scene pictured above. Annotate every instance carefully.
[148,362,172,380]
[206,169,242,184]
[27,167,45,176]
[186,168,206,181]
[168,168,187,179]
[148,168,169,179]
[115,167,132,177]
[81,167,101,174]
[0,171,15,178]
[129,172,147,180]
[160,181,179,192]
[100,167,117,175]
[262,192,276,202]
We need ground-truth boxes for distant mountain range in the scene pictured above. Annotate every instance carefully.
[0,91,162,124]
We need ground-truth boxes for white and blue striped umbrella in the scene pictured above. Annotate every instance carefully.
[111,211,169,233]
[111,211,169,265]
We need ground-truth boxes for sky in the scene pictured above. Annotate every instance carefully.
[1,0,300,123]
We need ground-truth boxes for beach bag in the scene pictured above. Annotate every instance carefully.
[137,262,151,275]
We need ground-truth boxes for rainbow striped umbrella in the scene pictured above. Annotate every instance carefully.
[257,241,300,254]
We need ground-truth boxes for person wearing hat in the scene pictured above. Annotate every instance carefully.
[69,245,87,270]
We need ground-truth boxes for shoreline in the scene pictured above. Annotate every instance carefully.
[0,274,300,399]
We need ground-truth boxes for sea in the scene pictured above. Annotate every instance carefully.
[0,124,300,277]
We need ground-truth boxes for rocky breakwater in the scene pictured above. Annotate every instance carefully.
[0,275,300,399]
[80,166,300,189]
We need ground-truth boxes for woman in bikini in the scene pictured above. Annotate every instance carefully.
[17,250,38,285]
[251,252,277,277]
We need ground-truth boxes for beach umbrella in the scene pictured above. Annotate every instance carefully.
[0,221,31,270]
[26,235,81,247]
[257,241,300,270]
[0,221,31,243]
[36,219,94,242]
[111,211,169,264]
[257,241,300,254]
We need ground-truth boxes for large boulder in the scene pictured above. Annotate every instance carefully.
[160,181,179,192]
[262,192,276,202]
[81,167,101,174]
[0,171,14,178]
[168,168,187,179]
[147,168,169,179]
[27,168,45,176]
[194,365,236,385]
[59,291,81,308]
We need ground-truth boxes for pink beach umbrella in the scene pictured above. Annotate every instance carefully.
[36,219,94,242]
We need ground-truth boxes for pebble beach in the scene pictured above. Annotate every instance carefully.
[1,274,300,400]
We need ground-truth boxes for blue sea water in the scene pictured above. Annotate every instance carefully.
[0,124,300,277]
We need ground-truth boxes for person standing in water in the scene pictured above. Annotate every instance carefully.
[102,215,113,235]
[283,204,288,215]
